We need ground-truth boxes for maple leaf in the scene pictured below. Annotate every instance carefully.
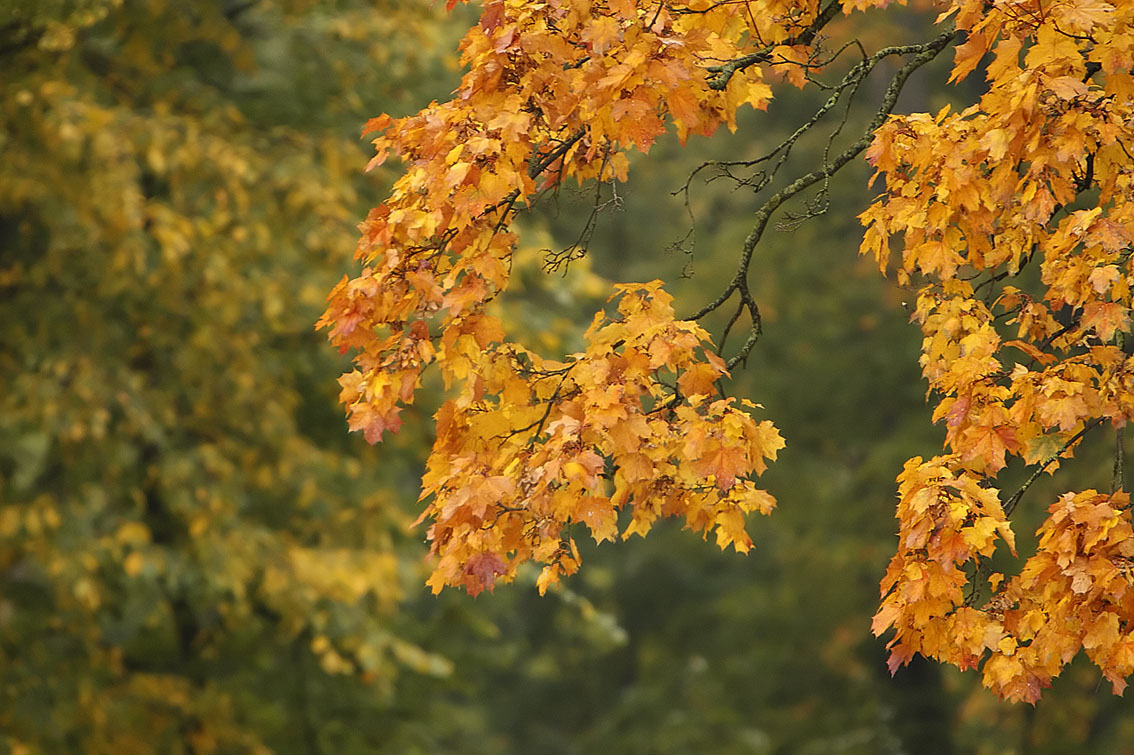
[696,443,749,491]
[678,362,723,397]
[1081,301,1130,342]
[463,552,509,597]
[1057,0,1115,34]
[949,31,987,84]
[962,423,1017,474]
[713,508,753,553]
[576,496,619,543]
[886,643,916,676]
[1026,24,1086,71]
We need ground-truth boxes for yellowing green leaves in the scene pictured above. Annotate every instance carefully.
[2,0,464,748]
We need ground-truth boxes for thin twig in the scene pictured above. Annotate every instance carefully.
[1112,425,1125,495]
[1004,418,1104,516]
[717,29,960,370]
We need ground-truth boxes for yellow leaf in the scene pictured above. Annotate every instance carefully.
[123,552,145,577]
[678,362,720,397]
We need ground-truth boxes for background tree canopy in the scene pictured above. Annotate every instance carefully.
[4,1,1134,753]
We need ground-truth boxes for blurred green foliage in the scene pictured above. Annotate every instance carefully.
[0,1,465,750]
[4,2,1134,754]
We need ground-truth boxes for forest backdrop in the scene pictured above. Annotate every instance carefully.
[2,0,1133,753]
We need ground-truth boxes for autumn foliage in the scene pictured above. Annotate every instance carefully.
[862,0,1134,702]
[318,0,787,598]
[321,0,1134,702]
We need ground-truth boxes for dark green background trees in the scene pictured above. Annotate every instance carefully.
[2,1,1133,753]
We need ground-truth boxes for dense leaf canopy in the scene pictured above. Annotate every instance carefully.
[323,0,1134,704]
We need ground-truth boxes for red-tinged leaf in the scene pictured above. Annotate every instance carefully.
[479,0,505,32]
[666,86,703,130]
[464,552,508,596]
[887,644,914,676]
[350,405,403,445]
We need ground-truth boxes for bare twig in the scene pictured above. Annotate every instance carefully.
[689,29,959,370]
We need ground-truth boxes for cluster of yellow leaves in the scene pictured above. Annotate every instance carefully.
[875,479,1134,702]
[322,0,790,423]
[323,1,867,591]
[418,282,783,595]
[864,0,1134,700]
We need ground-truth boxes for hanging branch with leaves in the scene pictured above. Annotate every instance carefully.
[321,0,1134,702]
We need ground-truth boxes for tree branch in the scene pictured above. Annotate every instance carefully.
[694,29,960,370]
[1113,424,1126,495]
[1004,418,1104,516]
[705,0,844,90]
